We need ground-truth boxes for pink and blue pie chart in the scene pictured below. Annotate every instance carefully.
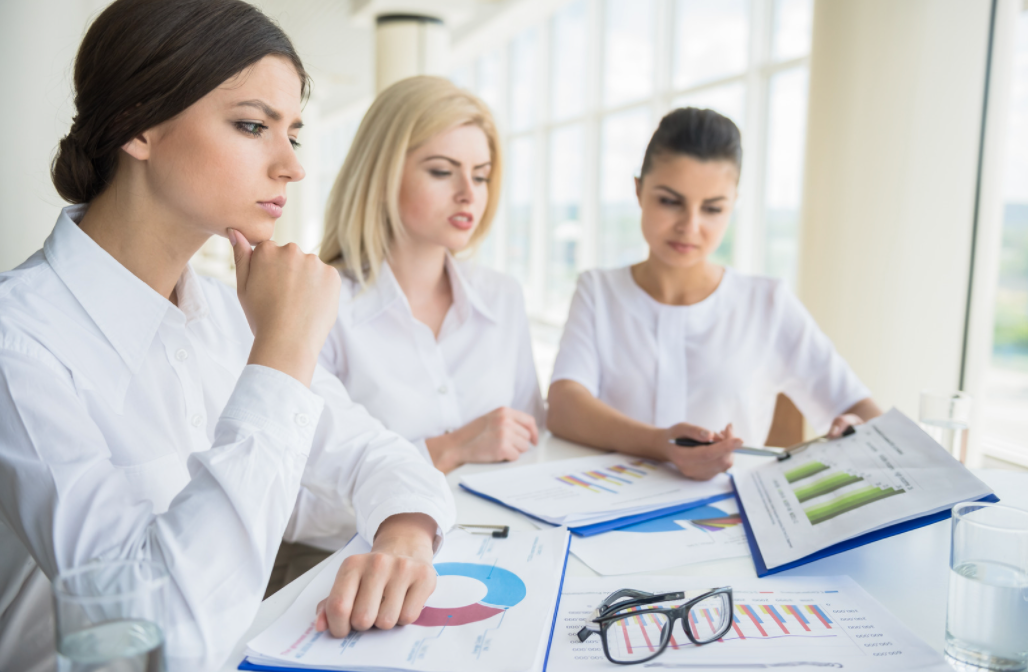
[414,562,527,627]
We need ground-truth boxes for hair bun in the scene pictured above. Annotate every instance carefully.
[51,130,111,204]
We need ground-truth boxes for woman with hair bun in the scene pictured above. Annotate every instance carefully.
[0,1,453,670]
[547,107,881,480]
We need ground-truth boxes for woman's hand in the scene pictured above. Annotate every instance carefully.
[230,229,341,387]
[315,513,438,638]
[828,413,865,438]
[425,407,539,473]
[658,422,740,480]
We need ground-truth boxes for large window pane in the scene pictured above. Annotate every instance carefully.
[509,29,539,132]
[772,0,814,62]
[764,66,809,286]
[604,0,655,107]
[476,50,503,121]
[551,0,588,121]
[548,124,585,315]
[599,107,652,267]
[506,136,535,285]
[983,10,1028,461]
[449,65,473,90]
[673,81,746,131]
[673,0,749,90]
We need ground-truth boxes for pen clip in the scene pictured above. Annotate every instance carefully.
[457,524,510,538]
[776,424,857,461]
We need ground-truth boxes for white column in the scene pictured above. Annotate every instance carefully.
[375,14,449,94]
[795,0,1004,420]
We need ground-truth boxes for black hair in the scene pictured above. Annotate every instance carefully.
[639,107,742,179]
[51,0,310,204]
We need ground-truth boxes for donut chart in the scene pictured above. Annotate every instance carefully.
[414,562,527,627]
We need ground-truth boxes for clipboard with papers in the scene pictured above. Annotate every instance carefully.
[730,408,999,576]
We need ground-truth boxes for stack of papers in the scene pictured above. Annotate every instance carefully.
[460,453,733,535]
[240,527,571,672]
[733,408,997,575]
[547,574,953,671]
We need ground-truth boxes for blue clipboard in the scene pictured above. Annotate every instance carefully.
[730,474,1000,577]
[458,482,733,536]
[238,531,574,672]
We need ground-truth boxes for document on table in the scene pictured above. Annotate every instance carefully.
[460,453,732,531]
[241,527,571,672]
[733,408,995,573]
[547,575,952,672]
[570,493,749,575]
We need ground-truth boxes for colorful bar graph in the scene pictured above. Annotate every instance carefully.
[608,464,646,478]
[585,470,631,486]
[804,484,903,525]
[783,605,811,631]
[793,472,865,502]
[784,461,830,484]
[691,514,743,532]
[556,475,616,494]
[559,461,657,493]
[760,605,790,634]
[806,605,833,628]
[737,605,768,637]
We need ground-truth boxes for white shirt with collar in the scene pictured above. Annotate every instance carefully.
[551,266,871,445]
[0,205,455,672]
[318,255,546,454]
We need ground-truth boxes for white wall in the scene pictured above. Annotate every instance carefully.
[796,0,998,420]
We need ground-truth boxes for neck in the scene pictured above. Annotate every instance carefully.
[388,238,451,305]
[631,256,724,306]
[77,182,209,303]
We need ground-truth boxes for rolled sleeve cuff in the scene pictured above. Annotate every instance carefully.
[219,364,326,455]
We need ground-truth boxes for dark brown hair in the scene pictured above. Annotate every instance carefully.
[640,107,742,179]
[51,0,310,204]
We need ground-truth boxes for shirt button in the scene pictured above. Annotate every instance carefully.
[438,385,448,394]
[190,414,203,428]
[295,413,310,427]
[175,349,188,362]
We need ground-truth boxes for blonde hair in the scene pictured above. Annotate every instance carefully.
[319,76,503,286]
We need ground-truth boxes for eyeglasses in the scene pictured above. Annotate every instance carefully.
[577,586,733,665]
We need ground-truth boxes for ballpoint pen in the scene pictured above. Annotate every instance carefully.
[673,425,856,461]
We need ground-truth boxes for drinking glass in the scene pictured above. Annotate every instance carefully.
[53,559,168,672]
[946,502,1028,671]
[919,390,972,462]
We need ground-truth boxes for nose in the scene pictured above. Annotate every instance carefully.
[272,136,305,183]
[454,170,474,204]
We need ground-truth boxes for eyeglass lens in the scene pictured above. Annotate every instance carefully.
[604,593,732,664]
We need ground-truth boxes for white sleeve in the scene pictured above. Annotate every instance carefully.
[773,284,872,432]
[295,365,456,547]
[0,344,322,671]
[510,284,547,430]
[551,273,602,396]
[317,318,347,378]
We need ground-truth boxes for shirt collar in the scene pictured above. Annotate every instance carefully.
[44,204,207,375]
[350,254,497,328]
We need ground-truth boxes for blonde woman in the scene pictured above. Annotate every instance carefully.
[318,76,545,474]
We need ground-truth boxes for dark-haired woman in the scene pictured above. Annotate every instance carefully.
[0,1,452,670]
[547,108,881,480]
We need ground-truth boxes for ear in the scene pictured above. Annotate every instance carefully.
[121,130,154,161]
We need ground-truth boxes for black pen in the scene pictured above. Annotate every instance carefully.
[671,437,788,458]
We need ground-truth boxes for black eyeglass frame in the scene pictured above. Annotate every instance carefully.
[576,586,734,665]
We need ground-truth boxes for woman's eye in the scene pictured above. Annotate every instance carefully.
[429,169,452,178]
[474,176,490,184]
[659,197,680,207]
[235,121,268,137]
[704,207,723,214]
[289,138,301,150]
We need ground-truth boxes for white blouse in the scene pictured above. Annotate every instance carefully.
[319,255,546,455]
[0,206,454,672]
[551,266,871,445]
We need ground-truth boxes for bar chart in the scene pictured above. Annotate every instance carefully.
[785,460,905,525]
[556,459,657,494]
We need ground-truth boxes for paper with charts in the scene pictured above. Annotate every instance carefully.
[460,453,732,527]
[571,493,749,575]
[243,527,570,672]
[734,408,994,570]
[547,575,951,671]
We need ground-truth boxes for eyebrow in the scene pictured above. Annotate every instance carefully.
[422,155,492,170]
[233,99,304,130]
[654,185,727,203]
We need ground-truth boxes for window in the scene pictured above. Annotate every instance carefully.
[981,8,1028,465]
[458,0,815,335]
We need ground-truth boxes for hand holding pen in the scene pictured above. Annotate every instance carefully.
[672,424,857,462]
[659,422,740,480]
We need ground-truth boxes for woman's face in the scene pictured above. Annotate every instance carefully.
[134,55,305,244]
[636,154,738,270]
[397,123,492,252]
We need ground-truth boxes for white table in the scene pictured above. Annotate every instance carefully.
[220,434,1028,671]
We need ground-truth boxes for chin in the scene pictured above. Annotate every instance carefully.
[654,250,705,269]
[231,219,277,245]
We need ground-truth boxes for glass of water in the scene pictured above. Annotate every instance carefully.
[919,390,972,462]
[946,502,1028,671]
[53,559,168,672]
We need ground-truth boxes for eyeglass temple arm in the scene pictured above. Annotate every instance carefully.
[595,591,687,619]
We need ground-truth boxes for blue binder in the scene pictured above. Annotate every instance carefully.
[730,474,1000,577]
[238,532,574,672]
[459,482,732,536]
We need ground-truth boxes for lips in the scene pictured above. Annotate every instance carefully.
[449,212,475,231]
[667,241,698,254]
[258,196,286,218]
